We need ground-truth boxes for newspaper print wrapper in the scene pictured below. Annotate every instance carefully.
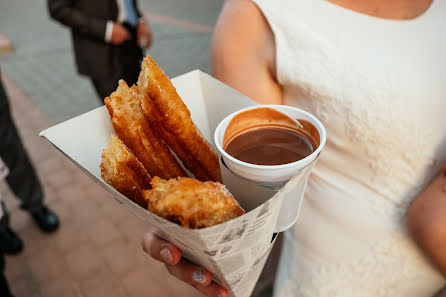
[39,71,322,297]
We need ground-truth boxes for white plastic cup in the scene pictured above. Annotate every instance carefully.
[214,105,326,232]
[214,105,326,187]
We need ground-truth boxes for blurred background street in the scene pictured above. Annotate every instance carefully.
[0,0,224,296]
[0,0,222,123]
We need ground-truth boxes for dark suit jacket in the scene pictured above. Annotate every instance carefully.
[47,0,142,79]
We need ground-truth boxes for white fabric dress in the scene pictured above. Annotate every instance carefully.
[251,0,446,296]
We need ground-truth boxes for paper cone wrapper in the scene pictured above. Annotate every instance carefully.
[40,71,322,297]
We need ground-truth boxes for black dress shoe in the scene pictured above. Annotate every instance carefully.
[0,227,24,255]
[31,206,60,233]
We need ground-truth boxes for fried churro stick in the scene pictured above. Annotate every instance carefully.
[143,177,245,228]
[139,92,211,180]
[105,80,186,179]
[101,135,151,208]
[138,55,222,182]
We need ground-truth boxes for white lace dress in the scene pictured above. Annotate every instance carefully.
[251,0,446,296]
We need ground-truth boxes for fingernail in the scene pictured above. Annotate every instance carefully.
[192,269,207,284]
[160,247,173,264]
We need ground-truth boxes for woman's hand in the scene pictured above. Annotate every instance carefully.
[141,232,228,297]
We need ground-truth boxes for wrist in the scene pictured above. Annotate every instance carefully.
[105,20,114,42]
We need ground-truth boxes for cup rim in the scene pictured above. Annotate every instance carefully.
[214,105,327,170]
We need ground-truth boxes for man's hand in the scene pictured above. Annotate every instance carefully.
[142,232,228,297]
[110,23,131,45]
[137,20,153,50]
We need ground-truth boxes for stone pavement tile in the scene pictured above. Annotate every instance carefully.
[98,199,126,218]
[101,202,138,229]
[27,246,69,284]
[149,33,212,77]
[1,52,100,124]
[28,140,55,163]
[79,267,128,297]
[47,168,75,190]
[40,273,85,297]
[146,12,213,34]
[84,183,111,207]
[130,221,152,241]
[97,200,148,235]
[113,209,151,242]
[65,245,103,282]
[56,183,89,207]
[166,269,204,297]
[100,238,139,277]
[1,186,21,212]
[168,268,205,297]
[139,0,223,27]
[85,217,122,248]
[72,173,96,189]
[9,207,33,232]
[136,250,166,276]
[121,263,168,297]
[4,253,31,282]
[116,210,146,238]
[124,235,163,274]
[60,157,80,173]
[50,217,90,255]
[42,184,61,205]
[20,224,57,258]
[48,196,74,222]
[9,272,41,297]
[41,176,57,194]
[37,153,66,175]
[1,74,52,132]
[122,241,195,297]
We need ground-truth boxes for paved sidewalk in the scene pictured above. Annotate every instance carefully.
[0,1,224,295]
[0,0,223,124]
[1,73,200,297]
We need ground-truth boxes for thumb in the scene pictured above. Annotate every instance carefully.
[142,232,182,265]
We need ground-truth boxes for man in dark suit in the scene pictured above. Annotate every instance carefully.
[47,0,153,100]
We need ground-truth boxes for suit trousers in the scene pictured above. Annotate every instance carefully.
[0,252,14,297]
[0,74,44,223]
[91,23,143,101]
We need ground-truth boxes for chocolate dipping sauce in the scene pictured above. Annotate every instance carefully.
[224,127,314,165]
[223,107,320,166]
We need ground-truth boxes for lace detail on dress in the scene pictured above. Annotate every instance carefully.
[275,17,439,207]
[251,1,446,296]
[276,230,444,297]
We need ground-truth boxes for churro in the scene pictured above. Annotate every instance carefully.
[138,55,222,182]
